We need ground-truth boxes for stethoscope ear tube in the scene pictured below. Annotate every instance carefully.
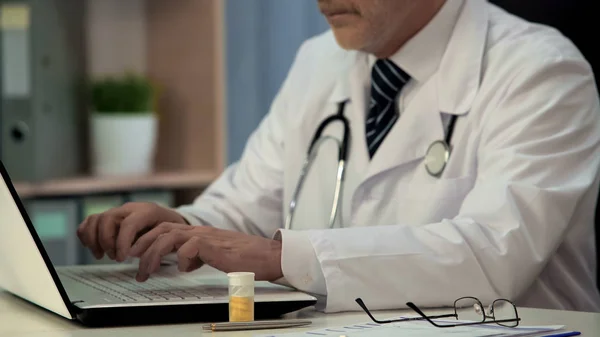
[307,100,350,161]
[445,114,458,146]
[337,102,351,162]
[286,100,350,230]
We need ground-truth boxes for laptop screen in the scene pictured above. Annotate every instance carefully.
[0,160,74,319]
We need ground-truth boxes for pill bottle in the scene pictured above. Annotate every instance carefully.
[228,272,255,322]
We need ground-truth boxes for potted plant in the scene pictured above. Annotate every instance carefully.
[89,72,158,176]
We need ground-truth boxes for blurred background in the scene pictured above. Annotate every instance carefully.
[0,0,328,266]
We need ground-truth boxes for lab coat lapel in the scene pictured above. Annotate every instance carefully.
[362,0,488,180]
[437,0,488,114]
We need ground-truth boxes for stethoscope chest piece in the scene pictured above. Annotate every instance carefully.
[425,140,450,177]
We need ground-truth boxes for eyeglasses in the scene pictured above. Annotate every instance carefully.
[356,296,521,328]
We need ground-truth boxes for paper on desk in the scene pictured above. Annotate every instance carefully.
[254,319,564,337]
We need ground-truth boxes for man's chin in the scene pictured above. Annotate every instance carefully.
[330,29,366,51]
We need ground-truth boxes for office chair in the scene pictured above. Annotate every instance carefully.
[488,0,600,291]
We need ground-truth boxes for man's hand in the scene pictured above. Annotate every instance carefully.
[76,202,188,262]
[129,223,283,282]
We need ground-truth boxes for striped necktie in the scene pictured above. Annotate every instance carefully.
[365,59,411,158]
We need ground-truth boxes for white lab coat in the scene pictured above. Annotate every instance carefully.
[178,0,600,313]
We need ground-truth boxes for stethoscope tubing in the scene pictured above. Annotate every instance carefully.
[307,100,351,162]
[285,99,457,230]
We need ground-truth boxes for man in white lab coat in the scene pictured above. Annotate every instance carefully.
[77,0,600,313]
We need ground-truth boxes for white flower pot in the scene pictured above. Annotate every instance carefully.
[90,113,158,176]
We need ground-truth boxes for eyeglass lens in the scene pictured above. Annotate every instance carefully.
[491,299,519,327]
[454,297,518,327]
[454,297,486,323]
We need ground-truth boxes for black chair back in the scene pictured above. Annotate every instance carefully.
[489,0,600,291]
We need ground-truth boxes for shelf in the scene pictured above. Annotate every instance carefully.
[4,1,226,202]
[14,170,218,198]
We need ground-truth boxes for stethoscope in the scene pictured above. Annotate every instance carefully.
[283,100,458,230]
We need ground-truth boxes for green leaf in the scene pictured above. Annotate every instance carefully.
[89,72,156,114]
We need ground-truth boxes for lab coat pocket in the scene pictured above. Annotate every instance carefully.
[401,175,476,224]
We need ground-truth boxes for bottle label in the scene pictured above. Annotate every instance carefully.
[229,296,254,322]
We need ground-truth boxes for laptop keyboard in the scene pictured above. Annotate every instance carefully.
[60,269,228,302]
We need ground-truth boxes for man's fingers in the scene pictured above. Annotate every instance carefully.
[115,211,157,262]
[77,206,131,260]
[97,214,121,260]
[177,237,203,272]
[85,215,103,259]
[129,222,187,258]
[76,217,90,247]
[136,229,191,282]
[179,256,204,272]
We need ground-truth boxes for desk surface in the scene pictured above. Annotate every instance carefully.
[1,290,599,337]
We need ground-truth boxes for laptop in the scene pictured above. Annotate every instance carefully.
[0,161,317,327]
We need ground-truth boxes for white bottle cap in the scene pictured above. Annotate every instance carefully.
[227,272,255,286]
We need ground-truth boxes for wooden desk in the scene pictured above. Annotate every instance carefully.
[1,289,599,337]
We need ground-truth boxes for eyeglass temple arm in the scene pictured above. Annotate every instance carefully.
[356,298,393,324]
[406,302,459,328]
[355,298,456,324]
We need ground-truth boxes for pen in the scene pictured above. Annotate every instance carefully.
[202,319,313,332]
[540,331,581,337]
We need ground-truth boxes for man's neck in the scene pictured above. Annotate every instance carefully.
[373,0,446,59]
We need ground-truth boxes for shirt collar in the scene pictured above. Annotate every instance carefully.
[368,0,465,84]
[329,0,488,114]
